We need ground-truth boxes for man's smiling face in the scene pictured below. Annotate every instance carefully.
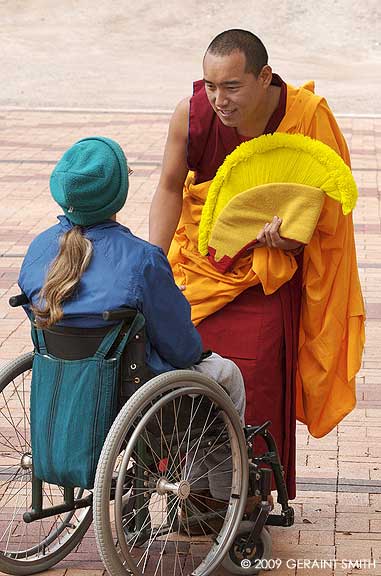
[203,49,269,133]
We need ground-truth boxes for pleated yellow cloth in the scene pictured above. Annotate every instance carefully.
[198,133,358,273]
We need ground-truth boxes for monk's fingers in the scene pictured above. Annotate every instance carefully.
[263,222,274,246]
[266,217,282,247]
[256,224,267,242]
[256,238,266,247]
[270,216,282,234]
[268,231,281,248]
[256,224,267,244]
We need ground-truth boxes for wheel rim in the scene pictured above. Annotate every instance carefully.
[0,355,92,568]
[95,372,248,576]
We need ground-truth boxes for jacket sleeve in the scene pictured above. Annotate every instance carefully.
[139,247,203,368]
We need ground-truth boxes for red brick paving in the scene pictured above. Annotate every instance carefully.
[0,110,380,575]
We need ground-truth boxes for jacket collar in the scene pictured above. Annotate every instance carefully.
[57,215,123,233]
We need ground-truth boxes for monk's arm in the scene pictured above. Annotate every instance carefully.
[149,98,190,254]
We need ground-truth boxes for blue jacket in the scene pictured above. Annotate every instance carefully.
[19,216,203,374]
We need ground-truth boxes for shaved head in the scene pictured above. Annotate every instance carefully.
[205,29,268,77]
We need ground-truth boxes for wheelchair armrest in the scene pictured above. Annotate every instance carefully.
[102,308,138,322]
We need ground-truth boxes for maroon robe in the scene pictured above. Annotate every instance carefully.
[188,76,300,499]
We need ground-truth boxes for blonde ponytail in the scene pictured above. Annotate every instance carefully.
[33,226,93,328]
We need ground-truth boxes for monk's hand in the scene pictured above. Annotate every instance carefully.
[256,216,303,252]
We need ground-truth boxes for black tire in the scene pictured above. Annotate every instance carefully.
[0,353,92,575]
[94,370,249,576]
[221,522,272,574]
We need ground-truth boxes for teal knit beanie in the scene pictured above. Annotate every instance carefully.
[50,136,129,226]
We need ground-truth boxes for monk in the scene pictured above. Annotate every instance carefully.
[149,29,365,500]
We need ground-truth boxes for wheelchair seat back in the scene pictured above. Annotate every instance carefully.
[43,325,111,360]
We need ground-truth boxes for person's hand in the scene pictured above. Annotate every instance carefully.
[256,216,303,253]
[178,284,186,291]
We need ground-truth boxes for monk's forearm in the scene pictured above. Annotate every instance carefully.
[149,187,183,254]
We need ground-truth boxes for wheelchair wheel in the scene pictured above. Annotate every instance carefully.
[0,353,92,575]
[221,522,272,574]
[94,370,249,576]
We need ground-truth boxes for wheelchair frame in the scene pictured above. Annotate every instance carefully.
[0,295,294,576]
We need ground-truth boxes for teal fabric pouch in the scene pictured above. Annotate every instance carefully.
[30,313,144,489]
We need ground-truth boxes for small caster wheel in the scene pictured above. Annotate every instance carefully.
[222,521,272,574]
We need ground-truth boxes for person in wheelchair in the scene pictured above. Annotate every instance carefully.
[18,136,247,518]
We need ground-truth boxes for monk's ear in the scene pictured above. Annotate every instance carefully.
[258,65,273,88]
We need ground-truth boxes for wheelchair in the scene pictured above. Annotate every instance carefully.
[0,295,294,576]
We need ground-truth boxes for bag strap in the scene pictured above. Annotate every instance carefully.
[114,311,145,358]
[95,311,146,360]
[31,325,48,355]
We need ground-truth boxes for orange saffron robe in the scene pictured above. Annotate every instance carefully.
[168,81,365,439]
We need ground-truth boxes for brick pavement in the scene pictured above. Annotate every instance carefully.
[0,109,380,575]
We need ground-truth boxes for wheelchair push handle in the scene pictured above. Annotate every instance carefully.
[9,293,29,307]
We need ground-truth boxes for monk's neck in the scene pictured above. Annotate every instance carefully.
[237,85,281,139]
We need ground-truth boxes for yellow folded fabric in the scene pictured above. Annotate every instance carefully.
[208,183,324,271]
[199,133,358,260]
